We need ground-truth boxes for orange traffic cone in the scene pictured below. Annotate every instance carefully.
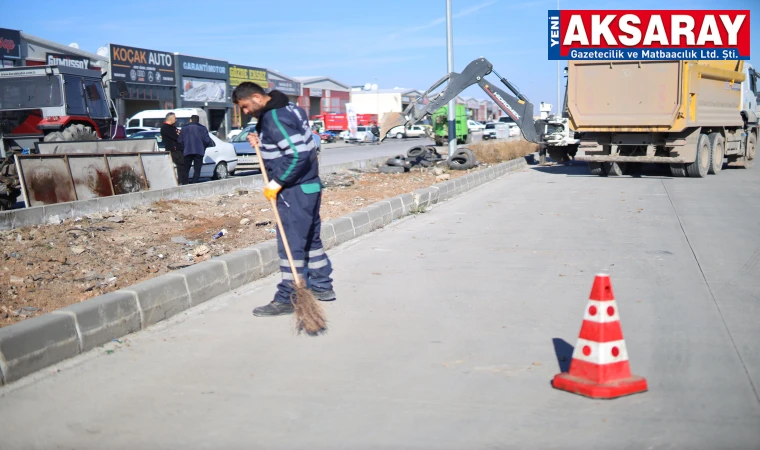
[552,274,648,399]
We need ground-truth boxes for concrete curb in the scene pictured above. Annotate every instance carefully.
[0,157,528,385]
[0,156,392,231]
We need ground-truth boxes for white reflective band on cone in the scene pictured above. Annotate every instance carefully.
[583,300,621,323]
[571,338,630,365]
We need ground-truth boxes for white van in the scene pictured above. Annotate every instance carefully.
[126,108,209,129]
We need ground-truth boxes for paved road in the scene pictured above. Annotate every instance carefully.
[319,136,433,166]
[1,161,758,449]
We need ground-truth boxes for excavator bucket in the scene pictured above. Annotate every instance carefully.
[379,112,407,142]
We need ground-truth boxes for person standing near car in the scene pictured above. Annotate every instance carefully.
[178,115,212,184]
[161,112,186,185]
[232,82,335,317]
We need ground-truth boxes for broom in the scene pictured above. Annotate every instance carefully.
[254,141,327,335]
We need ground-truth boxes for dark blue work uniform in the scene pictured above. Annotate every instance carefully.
[256,91,333,303]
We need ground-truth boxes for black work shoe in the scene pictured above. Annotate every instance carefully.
[311,289,336,302]
[252,301,294,317]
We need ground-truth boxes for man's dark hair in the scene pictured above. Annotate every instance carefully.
[232,82,267,104]
[165,112,175,120]
[190,115,200,123]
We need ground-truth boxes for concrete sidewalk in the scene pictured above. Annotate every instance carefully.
[1,163,759,449]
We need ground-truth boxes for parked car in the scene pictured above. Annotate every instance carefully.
[125,126,159,137]
[389,124,427,139]
[498,117,516,125]
[128,130,238,179]
[227,128,243,140]
[318,131,336,143]
[467,120,486,132]
[230,126,321,172]
[483,122,519,140]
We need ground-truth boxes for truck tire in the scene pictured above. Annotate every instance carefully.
[603,162,626,176]
[746,132,757,168]
[686,133,710,178]
[449,148,475,171]
[588,162,605,176]
[43,124,98,142]
[670,164,687,177]
[708,132,725,174]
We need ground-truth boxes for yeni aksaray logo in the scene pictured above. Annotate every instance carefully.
[548,10,750,60]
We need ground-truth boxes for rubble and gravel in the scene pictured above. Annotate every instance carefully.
[0,161,505,327]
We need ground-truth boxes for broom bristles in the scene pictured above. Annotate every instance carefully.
[292,286,327,335]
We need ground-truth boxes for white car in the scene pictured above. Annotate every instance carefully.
[343,126,375,142]
[125,126,159,137]
[128,130,238,180]
[227,128,243,140]
[389,125,427,139]
[467,120,485,132]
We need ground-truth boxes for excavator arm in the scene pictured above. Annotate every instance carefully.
[379,57,539,143]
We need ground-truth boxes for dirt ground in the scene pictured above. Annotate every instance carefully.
[0,165,477,327]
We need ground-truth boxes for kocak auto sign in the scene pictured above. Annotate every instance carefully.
[46,53,90,70]
[177,55,228,80]
[0,28,21,60]
[109,43,175,86]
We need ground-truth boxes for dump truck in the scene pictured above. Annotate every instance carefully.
[432,104,470,146]
[569,60,758,177]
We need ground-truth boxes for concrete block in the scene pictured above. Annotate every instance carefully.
[215,249,263,290]
[428,186,440,204]
[43,202,73,223]
[12,206,44,229]
[453,178,464,195]
[363,205,384,231]
[96,195,122,213]
[175,260,230,307]
[211,179,230,195]
[0,211,13,231]
[432,183,449,202]
[329,217,355,245]
[347,211,371,236]
[141,189,167,204]
[160,187,181,201]
[193,183,216,199]
[374,200,393,225]
[179,184,201,200]
[320,222,337,250]
[0,312,80,384]
[125,274,189,328]
[388,197,404,219]
[120,192,145,210]
[413,189,431,209]
[398,193,414,215]
[71,198,100,218]
[252,240,279,276]
[57,290,141,352]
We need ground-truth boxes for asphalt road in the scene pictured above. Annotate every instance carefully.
[1,161,758,449]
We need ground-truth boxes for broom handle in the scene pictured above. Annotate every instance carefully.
[254,142,304,289]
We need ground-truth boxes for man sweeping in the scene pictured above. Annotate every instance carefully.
[232,82,336,317]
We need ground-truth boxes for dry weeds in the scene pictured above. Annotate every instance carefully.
[469,139,538,164]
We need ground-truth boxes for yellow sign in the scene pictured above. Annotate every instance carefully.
[229,65,268,88]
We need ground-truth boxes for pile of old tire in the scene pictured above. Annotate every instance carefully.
[378,146,445,174]
[379,154,412,174]
[448,148,476,170]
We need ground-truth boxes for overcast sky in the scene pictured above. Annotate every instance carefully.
[3,0,758,114]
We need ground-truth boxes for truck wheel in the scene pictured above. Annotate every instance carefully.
[708,133,725,174]
[43,124,98,142]
[603,162,626,176]
[686,134,710,178]
[670,164,687,177]
[588,162,605,176]
[746,132,757,168]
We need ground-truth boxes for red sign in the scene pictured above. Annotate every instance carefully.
[548,10,750,60]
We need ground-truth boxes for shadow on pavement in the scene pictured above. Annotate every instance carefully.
[553,338,574,373]
[531,162,593,176]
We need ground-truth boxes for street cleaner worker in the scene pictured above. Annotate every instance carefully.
[232,82,336,317]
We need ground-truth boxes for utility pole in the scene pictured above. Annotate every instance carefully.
[446,0,456,159]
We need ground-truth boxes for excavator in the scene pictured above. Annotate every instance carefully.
[379,57,541,145]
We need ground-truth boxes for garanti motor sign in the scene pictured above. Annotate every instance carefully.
[548,10,750,60]
[109,43,175,85]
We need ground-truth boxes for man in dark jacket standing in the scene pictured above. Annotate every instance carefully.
[160,112,186,185]
[178,115,212,184]
[232,82,335,317]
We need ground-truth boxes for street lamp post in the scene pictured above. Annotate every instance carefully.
[446,0,456,158]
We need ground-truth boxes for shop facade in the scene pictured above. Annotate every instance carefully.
[295,76,350,117]
[108,43,176,124]
[267,70,302,106]
[229,64,267,128]
[175,54,231,135]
